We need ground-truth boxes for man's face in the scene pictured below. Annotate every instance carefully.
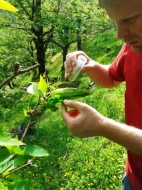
[105,0,142,52]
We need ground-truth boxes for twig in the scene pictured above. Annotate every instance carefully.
[0,63,40,89]
[21,96,41,142]
[3,160,34,178]
[21,117,34,142]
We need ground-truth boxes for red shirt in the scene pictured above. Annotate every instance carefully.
[109,43,142,190]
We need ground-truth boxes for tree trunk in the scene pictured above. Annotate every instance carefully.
[31,0,46,75]
[61,44,69,80]
[77,37,82,50]
[35,41,46,75]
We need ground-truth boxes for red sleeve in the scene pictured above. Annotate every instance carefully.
[109,43,128,82]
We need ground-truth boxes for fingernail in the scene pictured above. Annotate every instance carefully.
[63,99,69,104]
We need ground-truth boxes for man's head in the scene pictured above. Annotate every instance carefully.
[98,0,142,52]
[98,0,124,9]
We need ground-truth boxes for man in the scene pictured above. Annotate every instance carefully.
[61,0,142,189]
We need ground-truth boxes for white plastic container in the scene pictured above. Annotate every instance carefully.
[69,55,87,81]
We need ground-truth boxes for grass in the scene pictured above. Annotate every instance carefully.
[18,85,126,190]
[1,30,126,189]
[81,29,123,63]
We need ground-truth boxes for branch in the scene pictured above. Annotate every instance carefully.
[3,160,34,178]
[21,96,43,142]
[21,116,34,142]
[0,63,40,89]
[21,97,40,142]
[49,39,64,49]
[49,38,78,49]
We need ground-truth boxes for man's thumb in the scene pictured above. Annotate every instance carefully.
[63,100,81,110]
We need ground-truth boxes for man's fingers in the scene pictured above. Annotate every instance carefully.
[63,100,80,109]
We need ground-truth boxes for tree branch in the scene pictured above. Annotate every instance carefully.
[21,96,41,142]
[0,63,40,89]
[3,160,34,178]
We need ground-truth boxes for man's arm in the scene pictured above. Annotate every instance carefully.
[82,60,121,88]
[101,117,142,155]
[61,100,142,156]
[65,51,121,88]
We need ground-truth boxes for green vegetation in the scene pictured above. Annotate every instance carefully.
[0,0,113,80]
[82,29,123,63]
[1,29,125,189]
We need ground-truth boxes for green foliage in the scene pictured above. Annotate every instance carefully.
[0,134,49,190]
[0,29,125,189]
[17,31,125,189]
[0,133,25,146]
[18,93,125,189]
[82,30,123,63]
[0,0,116,80]
[7,179,31,190]
[27,75,92,112]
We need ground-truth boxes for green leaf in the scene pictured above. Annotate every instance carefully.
[13,156,30,168]
[46,88,91,111]
[2,155,31,176]
[38,75,47,93]
[0,148,11,165]
[0,133,25,147]
[7,146,25,156]
[6,173,21,181]
[52,88,91,98]
[23,109,29,117]
[0,148,10,164]
[0,180,8,190]
[50,88,91,103]
[7,179,31,190]
[0,159,13,174]
[47,95,61,105]
[23,145,49,157]
[12,147,24,155]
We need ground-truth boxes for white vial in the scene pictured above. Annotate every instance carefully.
[69,55,87,81]
[88,137,96,140]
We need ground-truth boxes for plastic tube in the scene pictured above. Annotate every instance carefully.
[69,55,87,81]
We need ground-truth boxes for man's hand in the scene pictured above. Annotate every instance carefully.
[61,99,104,137]
[64,51,91,79]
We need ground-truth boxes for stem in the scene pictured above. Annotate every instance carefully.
[21,96,41,142]
[3,160,33,178]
